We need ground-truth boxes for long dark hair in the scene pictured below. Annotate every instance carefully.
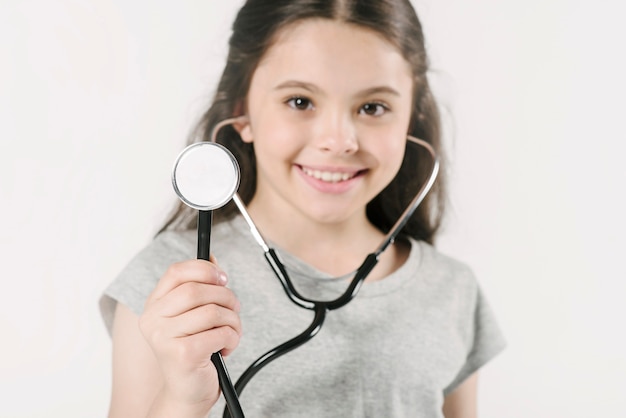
[161,0,447,245]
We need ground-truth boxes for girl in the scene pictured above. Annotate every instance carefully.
[100,0,505,417]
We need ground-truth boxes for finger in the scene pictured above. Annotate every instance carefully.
[150,260,228,302]
[173,325,241,363]
[154,282,241,318]
[167,303,242,339]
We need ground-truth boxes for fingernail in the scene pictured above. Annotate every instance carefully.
[218,270,228,285]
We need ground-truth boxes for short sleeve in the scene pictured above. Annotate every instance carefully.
[443,286,506,395]
[99,230,193,336]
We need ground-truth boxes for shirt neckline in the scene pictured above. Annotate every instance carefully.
[226,215,425,298]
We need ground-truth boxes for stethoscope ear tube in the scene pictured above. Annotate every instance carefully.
[197,210,245,418]
[211,352,244,418]
[175,120,439,418]
[172,128,246,416]
[221,134,440,416]
[375,136,439,255]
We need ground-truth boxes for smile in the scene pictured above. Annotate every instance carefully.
[300,167,359,183]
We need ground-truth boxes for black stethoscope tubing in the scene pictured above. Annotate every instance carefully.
[205,123,440,417]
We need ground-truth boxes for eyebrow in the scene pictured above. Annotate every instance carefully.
[274,80,320,93]
[358,86,402,98]
[274,81,401,97]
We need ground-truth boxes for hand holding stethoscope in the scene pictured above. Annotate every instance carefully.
[170,118,439,418]
[138,135,243,416]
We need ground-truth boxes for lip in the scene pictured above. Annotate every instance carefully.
[295,164,366,194]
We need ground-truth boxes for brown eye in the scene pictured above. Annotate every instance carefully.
[359,102,387,116]
[287,97,314,110]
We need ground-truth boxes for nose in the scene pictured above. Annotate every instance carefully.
[314,110,358,155]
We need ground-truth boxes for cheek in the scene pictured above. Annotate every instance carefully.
[390,148,406,179]
[252,122,302,163]
[375,134,406,164]
[376,138,407,183]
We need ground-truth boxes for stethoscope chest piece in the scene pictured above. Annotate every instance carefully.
[170,140,244,418]
[172,142,240,211]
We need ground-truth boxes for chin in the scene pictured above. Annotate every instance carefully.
[299,205,361,226]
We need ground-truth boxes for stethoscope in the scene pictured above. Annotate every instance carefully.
[171,118,440,418]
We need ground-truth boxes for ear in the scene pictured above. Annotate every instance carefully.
[232,116,254,143]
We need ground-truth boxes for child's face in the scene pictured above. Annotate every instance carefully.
[238,18,414,226]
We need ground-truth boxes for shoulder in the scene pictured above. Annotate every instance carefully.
[142,215,247,262]
[409,241,507,394]
[407,240,497,335]
[137,228,197,269]
[100,229,195,320]
[153,228,196,255]
[413,240,479,292]
[211,215,263,262]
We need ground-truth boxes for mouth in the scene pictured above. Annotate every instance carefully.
[299,166,364,183]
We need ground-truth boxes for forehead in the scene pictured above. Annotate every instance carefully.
[253,19,413,91]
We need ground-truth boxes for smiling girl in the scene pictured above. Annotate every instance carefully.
[101,1,505,417]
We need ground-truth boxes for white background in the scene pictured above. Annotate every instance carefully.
[1,1,624,417]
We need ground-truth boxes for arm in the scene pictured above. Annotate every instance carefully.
[107,260,242,418]
[442,372,478,418]
[108,302,162,417]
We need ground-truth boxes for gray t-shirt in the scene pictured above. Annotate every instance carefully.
[100,215,506,417]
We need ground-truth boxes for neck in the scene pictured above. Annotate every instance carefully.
[245,199,405,280]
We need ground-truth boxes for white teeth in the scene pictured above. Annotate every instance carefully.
[302,167,355,183]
